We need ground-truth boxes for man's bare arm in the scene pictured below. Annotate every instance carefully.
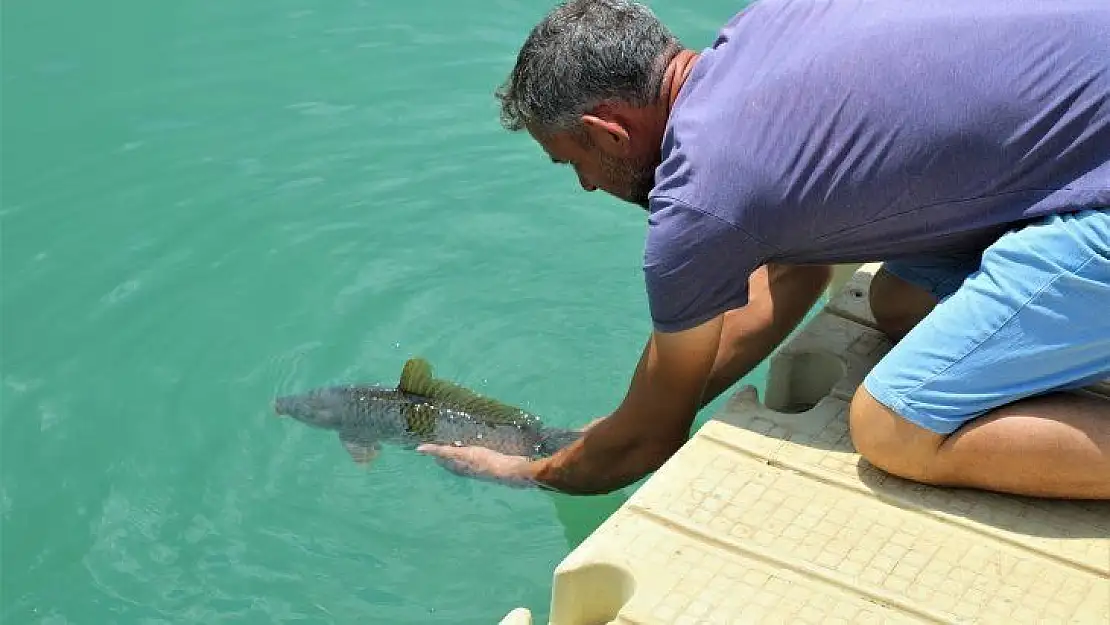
[701,263,831,406]
[526,264,832,494]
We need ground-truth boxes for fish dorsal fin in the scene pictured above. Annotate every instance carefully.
[397,357,537,426]
[398,358,435,395]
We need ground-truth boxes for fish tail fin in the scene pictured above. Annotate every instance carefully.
[536,427,584,457]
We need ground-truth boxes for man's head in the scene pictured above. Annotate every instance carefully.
[496,0,685,208]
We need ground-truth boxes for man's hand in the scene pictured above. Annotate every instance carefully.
[416,444,539,488]
[415,414,611,486]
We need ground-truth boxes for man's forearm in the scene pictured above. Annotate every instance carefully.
[700,263,831,407]
[528,341,682,494]
[527,318,720,494]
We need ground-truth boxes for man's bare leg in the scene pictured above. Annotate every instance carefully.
[869,266,937,342]
[855,266,1110,499]
[851,387,1110,499]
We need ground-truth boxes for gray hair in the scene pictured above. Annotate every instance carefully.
[496,0,682,135]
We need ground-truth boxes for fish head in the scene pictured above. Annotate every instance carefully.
[273,386,368,430]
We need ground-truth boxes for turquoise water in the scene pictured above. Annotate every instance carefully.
[1,2,767,623]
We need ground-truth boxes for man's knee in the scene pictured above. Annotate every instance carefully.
[869,267,937,342]
[849,385,945,484]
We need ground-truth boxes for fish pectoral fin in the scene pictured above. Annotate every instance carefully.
[339,433,381,465]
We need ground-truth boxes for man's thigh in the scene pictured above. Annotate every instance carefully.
[862,208,1110,435]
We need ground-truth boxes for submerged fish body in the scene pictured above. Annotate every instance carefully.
[273,359,582,464]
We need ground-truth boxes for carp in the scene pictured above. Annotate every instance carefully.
[273,358,582,465]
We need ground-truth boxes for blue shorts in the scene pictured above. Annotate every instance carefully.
[862,208,1110,435]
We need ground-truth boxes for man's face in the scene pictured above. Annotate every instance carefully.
[530,125,658,210]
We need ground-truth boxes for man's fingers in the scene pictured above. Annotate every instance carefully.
[417,445,480,473]
[415,445,473,471]
[416,443,461,458]
[433,456,472,475]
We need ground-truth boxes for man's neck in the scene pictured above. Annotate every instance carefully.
[659,49,700,115]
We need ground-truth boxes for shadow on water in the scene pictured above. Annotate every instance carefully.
[533,391,743,552]
[547,489,632,551]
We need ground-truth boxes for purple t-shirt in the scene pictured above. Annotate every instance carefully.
[645,0,1110,333]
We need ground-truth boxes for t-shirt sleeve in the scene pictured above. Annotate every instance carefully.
[643,195,773,333]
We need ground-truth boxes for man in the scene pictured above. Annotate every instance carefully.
[418,0,1110,499]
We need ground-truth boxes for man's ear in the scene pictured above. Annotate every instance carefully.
[580,109,631,155]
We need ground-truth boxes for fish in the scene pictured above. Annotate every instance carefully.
[272,357,583,465]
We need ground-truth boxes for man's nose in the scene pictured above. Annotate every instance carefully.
[577,172,597,192]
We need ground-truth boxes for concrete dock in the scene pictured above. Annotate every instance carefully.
[500,263,1109,625]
